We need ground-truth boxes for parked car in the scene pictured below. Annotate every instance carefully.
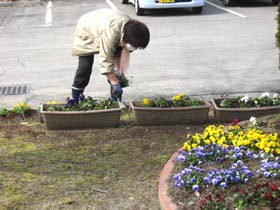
[222,0,278,6]
[122,0,205,16]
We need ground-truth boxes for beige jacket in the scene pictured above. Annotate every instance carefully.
[72,9,131,74]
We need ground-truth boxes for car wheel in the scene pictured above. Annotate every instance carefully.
[135,0,144,16]
[223,0,234,6]
[192,6,203,14]
[272,0,279,5]
[122,0,129,4]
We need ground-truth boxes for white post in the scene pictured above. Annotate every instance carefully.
[45,1,53,26]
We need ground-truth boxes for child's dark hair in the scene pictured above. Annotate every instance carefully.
[123,20,150,49]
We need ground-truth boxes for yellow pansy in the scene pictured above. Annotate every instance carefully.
[143,98,150,106]
[182,124,280,155]
[172,93,184,101]
[183,142,191,151]
[204,139,210,144]
[264,147,270,153]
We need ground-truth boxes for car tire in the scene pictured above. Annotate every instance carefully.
[122,0,129,4]
[272,0,279,5]
[135,0,145,16]
[223,0,234,6]
[192,6,203,14]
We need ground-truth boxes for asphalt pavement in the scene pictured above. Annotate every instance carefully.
[0,0,279,109]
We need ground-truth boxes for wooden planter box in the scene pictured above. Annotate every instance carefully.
[130,101,210,126]
[212,98,280,123]
[40,104,122,130]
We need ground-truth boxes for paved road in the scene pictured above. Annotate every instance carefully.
[0,0,279,108]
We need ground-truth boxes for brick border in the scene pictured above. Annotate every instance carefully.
[158,148,183,210]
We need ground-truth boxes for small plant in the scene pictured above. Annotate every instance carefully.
[234,182,280,209]
[119,74,130,88]
[154,97,172,108]
[200,193,229,210]
[141,97,172,108]
[114,71,131,88]
[141,93,204,108]
[220,99,232,108]
[45,100,59,111]
[172,93,188,107]
[248,116,261,130]
[189,99,204,107]
[12,102,31,116]
[45,95,117,112]
[0,103,9,116]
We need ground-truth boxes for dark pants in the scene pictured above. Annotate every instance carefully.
[72,55,94,91]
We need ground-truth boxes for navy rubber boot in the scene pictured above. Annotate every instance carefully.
[72,88,84,101]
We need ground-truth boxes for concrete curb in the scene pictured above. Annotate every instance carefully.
[158,148,183,210]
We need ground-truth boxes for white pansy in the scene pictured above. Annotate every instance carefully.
[220,100,226,107]
[273,93,279,98]
[240,95,249,103]
[249,116,257,126]
[260,92,270,98]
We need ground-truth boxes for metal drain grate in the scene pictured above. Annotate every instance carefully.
[0,85,30,95]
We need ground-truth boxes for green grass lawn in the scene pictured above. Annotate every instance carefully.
[0,111,205,210]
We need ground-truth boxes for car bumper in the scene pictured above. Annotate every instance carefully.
[139,0,205,8]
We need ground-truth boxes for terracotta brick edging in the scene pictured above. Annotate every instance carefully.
[158,148,183,210]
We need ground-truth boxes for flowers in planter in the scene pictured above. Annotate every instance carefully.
[45,95,117,112]
[218,92,280,108]
[173,121,280,209]
[141,93,204,108]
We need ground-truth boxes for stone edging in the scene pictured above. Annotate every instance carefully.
[158,148,183,210]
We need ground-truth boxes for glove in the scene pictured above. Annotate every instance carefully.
[111,83,123,102]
